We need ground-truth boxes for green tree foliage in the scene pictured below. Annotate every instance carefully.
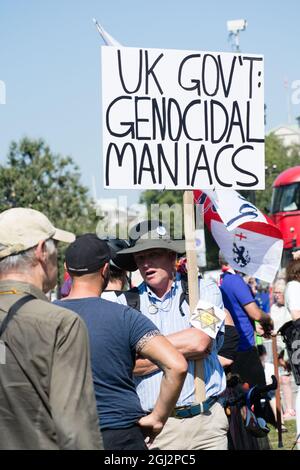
[255,134,300,212]
[0,138,98,284]
[140,134,300,270]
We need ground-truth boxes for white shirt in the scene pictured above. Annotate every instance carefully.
[285,280,300,320]
[270,303,291,333]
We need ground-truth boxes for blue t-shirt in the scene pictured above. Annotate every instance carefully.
[54,297,158,430]
[220,272,255,351]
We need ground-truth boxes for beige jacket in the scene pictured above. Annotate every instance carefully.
[0,280,102,450]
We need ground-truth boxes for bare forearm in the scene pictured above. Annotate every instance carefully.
[134,357,159,376]
[166,328,212,359]
[151,367,187,423]
[134,329,210,376]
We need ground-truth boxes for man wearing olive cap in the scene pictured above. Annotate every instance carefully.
[0,207,102,450]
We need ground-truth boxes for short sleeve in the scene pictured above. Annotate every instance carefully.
[286,281,300,311]
[233,276,255,306]
[125,307,160,351]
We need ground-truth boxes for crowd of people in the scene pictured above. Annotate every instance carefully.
[0,206,299,450]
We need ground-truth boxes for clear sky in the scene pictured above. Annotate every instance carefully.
[0,0,299,205]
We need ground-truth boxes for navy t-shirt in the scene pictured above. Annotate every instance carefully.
[54,297,159,430]
[220,272,255,351]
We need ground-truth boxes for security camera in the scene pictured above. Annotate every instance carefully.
[227,19,247,33]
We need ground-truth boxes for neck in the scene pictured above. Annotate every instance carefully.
[149,278,174,298]
[65,276,103,300]
[0,270,44,291]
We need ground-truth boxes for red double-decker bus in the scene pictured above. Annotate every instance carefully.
[270,166,300,264]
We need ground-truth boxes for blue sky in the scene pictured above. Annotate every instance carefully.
[0,0,299,204]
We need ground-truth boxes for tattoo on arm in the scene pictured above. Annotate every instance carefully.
[135,330,161,355]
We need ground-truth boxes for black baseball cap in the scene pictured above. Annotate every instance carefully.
[65,233,111,276]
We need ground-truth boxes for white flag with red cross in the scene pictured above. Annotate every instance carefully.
[194,189,283,283]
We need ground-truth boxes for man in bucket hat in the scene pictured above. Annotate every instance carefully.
[116,220,229,450]
[0,208,102,450]
[55,233,187,450]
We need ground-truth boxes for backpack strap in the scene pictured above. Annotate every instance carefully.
[117,276,191,317]
[116,287,141,312]
[179,274,189,316]
[0,293,52,416]
[0,294,36,337]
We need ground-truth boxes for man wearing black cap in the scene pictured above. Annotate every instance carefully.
[55,233,187,450]
[115,220,229,450]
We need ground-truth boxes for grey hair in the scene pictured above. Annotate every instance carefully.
[273,279,286,293]
[0,239,56,275]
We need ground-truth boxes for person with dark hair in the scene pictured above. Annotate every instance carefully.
[284,259,300,449]
[55,233,187,450]
[106,238,134,291]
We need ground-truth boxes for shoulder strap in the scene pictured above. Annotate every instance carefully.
[0,293,52,416]
[115,287,141,311]
[0,294,36,337]
[179,274,189,316]
[123,288,140,311]
[117,280,189,316]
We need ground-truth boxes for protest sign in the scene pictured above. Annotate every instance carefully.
[102,46,264,190]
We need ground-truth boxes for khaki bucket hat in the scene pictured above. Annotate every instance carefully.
[0,207,75,259]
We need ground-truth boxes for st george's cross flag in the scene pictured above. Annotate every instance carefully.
[194,189,283,283]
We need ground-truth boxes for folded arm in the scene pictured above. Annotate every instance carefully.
[134,327,212,376]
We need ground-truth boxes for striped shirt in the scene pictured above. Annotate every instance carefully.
[116,274,226,412]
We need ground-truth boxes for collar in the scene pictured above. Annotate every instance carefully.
[142,275,179,303]
[221,266,236,275]
[0,280,48,301]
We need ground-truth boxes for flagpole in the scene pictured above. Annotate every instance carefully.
[272,335,283,448]
[183,191,205,401]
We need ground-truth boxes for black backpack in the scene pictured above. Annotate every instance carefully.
[278,319,300,386]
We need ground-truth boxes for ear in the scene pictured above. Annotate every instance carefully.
[102,262,110,277]
[34,240,47,262]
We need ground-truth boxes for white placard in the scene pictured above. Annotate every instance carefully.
[102,46,264,190]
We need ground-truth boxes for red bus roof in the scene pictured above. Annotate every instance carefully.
[273,166,300,187]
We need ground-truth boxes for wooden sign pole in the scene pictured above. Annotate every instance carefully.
[183,190,206,402]
[272,335,283,448]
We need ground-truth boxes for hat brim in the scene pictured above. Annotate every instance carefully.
[117,239,186,271]
[52,228,75,244]
[110,254,138,272]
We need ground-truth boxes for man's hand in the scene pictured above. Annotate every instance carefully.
[255,322,265,336]
[259,315,274,338]
[137,413,165,447]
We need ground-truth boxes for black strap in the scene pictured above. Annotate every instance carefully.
[120,288,141,311]
[116,279,190,317]
[0,294,36,337]
[179,274,189,316]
